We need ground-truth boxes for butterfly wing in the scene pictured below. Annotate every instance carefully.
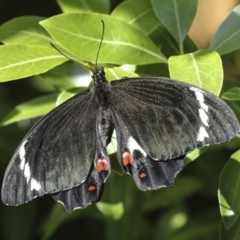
[1,89,101,206]
[113,113,184,190]
[52,123,111,212]
[52,159,108,212]
[108,77,238,190]
[109,78,239,161]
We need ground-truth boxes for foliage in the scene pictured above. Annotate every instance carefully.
[0,0,240,239]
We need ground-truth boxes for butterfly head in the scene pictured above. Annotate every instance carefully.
[92,69,107,85]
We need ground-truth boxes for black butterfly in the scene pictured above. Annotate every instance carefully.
[1,68,239,212]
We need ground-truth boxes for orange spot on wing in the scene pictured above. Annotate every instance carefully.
[96,158,109,173]
[88,185,96,191]
[140,172,147,179]
[122,151,133,166]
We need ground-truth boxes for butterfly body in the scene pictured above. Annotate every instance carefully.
[1,69,239,212]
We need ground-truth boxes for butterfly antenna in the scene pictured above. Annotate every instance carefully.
[95,20,105,70]
[50,43,75,62]
[50,42,93,72]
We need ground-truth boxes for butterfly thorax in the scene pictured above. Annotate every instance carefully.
[92,69,113,146]
[92,69,110,107]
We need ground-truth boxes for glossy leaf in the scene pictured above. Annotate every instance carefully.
[219,150,240,229]
[209,5,240,55]
[40,13,167,65]
[151,0,198,53]
[0,45,67,82]
[0,94,58,126]
[0,16,51,46]
[0,16,51,45]
[184,148,207,166]
[169,50,223,95]
[111,0,160,35]
[105,66,138,82]
[221,87,240,100]
[136,63,170,77]
[56,0,110,14]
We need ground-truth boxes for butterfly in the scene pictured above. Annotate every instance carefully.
[1,66,239,212]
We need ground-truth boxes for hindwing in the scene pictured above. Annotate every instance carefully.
[112,113,184,190]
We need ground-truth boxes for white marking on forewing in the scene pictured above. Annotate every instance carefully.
[197,126,209,141]
[24,163,31,183]
[199,101,208,112]
[127,136,147,157]
[190,86,210,129]
[31,178,41,191]
[190,87,209,112]
[189,86,204,93]
[20,158,25,170]
[19,139,28,170]
[199,109,209,127]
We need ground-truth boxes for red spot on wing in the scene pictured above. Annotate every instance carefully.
[96,158,109,173]
[122,151,133,166]
[88,185,96,191]
[140,172,147,179]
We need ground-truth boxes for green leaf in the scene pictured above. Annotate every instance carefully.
[222,79,240,119]
[105,66,138,82]
[218,150,240,229]
[226,100,240,121]
[168,50,223,95]
[38,62,92,90]
[136,63,170,77]
[0,16,52,45]
[151,0,198,53]
[96,202,124,220]
[184,148,207,166]
[221,87,240,100]
[0,94,58,126]
[56,87,86,106]
[40,13,167,65]
[209,5,240,55]
[109,153,124,176]
[111,0,160,35]
[0,45,67,82]
[149,25,179,56]
[56,0,110,14]
[107,130,117,155]
[220,216,240,240]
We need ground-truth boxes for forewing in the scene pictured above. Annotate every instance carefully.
[2,89,99,206]
[109,78,239,160]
